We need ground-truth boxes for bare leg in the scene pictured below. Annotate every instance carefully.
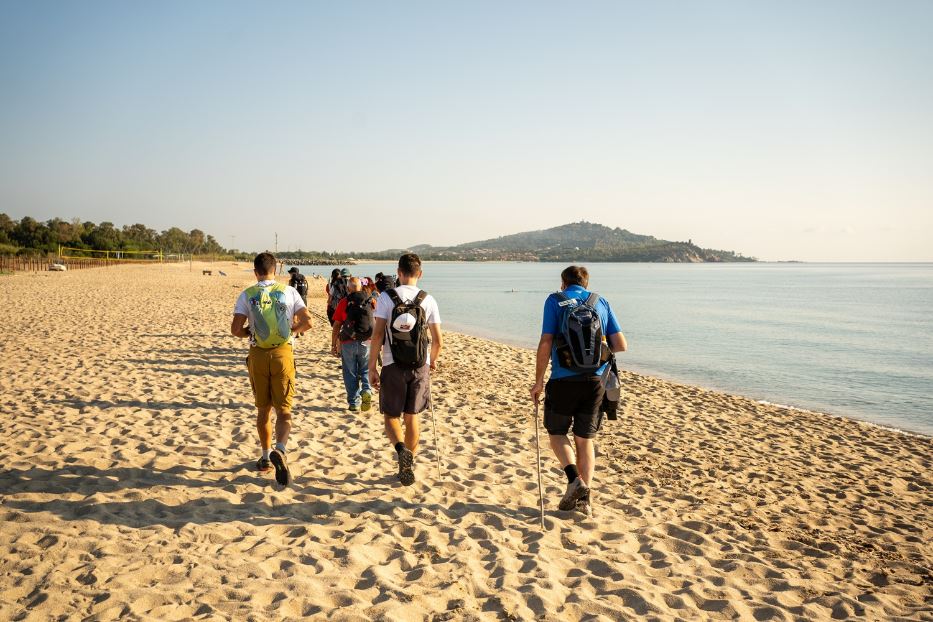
[257,405,273,450]
[549,434,577,469]
[403,414,419,453]
[574,436,595,486]
[385,416,403,445]
[274,409,292,447]
[385,415,420,453]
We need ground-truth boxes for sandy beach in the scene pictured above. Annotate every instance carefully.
[0,262,930,621]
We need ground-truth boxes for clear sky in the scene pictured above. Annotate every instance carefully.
[1,1,931,261]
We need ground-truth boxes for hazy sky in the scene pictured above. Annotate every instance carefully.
[1,1,931,260]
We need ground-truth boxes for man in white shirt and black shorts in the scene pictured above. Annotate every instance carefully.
[369,253,442,486]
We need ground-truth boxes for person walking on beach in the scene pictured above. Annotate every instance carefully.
[288,266,309,307]
[326,268,351,326]
[369,253,442,486]
[529,265,627,515]
[331,277,374,412]
[231,252,313,486]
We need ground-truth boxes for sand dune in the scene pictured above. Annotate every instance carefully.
[1,262,930,621]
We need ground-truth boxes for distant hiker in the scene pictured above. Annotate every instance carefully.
[369,253,442,486]
[374,272,398,294]
[326,268,351,326]
[288,266,309,306]
[331,277,374,412]
[231,252,313,486]
[529,265,627,516]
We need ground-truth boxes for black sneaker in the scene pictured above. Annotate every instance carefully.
[269,449,292,486]
[397,447,415,486]
[256,457,273,473]
[558,477,589,511]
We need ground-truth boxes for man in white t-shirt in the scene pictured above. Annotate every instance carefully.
[369,253,442,486]
[231,252,312,486]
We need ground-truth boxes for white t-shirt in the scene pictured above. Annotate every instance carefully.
[374,285,441,366]
[233,280,307,346]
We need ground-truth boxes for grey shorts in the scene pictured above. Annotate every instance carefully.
[380,363,431,417]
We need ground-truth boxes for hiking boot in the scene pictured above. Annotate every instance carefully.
[576,490,593,517]
[348,404,360,412]
[558,477,589,511]
[360,391,373,412]
[269,449,292,486]
[397,447,415,486]
[256,457,273,473]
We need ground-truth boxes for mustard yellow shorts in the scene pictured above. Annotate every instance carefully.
[247,344,296,412]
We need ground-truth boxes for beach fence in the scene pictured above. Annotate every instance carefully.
[0,248,190,274]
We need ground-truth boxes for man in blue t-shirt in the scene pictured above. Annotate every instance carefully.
[530,265,627,516]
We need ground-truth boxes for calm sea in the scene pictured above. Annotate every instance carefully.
[291,262,933,436]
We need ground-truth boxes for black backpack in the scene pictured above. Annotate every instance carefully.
[291,275,309,298]
[328,277,348,311]
[386,288,430,369]
[554,291,610,374]
[339,291,373,341]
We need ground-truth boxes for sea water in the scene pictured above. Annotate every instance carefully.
[292,262,933,436]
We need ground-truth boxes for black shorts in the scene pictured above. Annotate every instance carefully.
[379,363,431,417]
[543,377,605,439]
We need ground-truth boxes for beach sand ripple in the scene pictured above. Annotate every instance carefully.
[1,263,930,621]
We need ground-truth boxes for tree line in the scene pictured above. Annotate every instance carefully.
[0,214,227,256]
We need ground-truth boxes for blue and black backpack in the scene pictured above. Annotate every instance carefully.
[554,291,610,374]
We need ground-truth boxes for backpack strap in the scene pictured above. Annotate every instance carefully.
[585,292,600,308]
[387,288,403,306]
[413,290,428,306]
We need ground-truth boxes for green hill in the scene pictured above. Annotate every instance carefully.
[355,221,755,262]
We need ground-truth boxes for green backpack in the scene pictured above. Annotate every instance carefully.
[245,282,291,348]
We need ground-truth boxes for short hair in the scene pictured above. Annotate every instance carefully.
[347,277,361,291]
[398,253,422,277]
[561,265,589,288]
[254,252,277,275]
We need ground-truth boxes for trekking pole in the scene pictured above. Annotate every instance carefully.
[429,381,443,481]
[533,400,546,530]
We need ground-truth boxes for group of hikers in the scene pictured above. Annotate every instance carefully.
[231,252,626,517]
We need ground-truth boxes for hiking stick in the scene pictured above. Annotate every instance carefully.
[533,401,546,530]
[429,379,442,481]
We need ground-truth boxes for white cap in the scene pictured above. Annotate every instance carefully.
[392,312,417,332]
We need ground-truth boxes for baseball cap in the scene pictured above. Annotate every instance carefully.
[288,267,299,274]
[392,312,417,332]
[340,268,351,277]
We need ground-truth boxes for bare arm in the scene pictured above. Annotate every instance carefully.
[608,331,627,353]
[429,323,443,372]
[231,314,250,339]
[368,317,386,391]
[529,334,553,403]
[292,307,313,335]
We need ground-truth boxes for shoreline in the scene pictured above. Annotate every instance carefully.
[443,321,933,441]
[1,262,931,620]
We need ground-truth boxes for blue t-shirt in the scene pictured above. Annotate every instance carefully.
[542,285,621,380]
